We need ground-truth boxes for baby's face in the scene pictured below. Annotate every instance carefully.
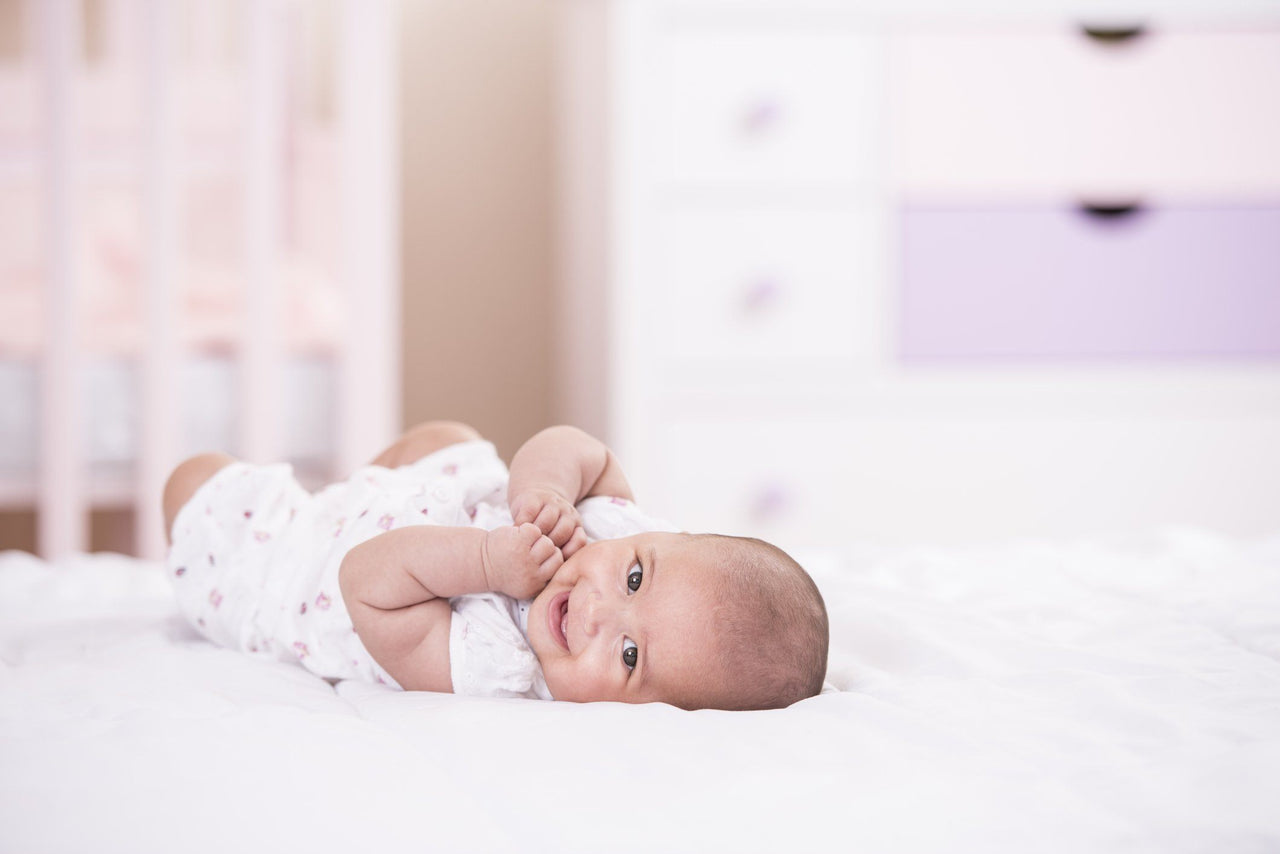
[527,532,728,707]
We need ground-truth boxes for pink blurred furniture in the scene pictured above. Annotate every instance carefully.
[0,0,399,559]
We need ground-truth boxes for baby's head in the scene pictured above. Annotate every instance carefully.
[526,531,828,710]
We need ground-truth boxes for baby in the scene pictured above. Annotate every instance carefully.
[163,422,829,710]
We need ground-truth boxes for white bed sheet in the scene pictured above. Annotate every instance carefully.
[2,529,1279,853]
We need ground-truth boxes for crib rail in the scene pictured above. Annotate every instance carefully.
[336,0,400,478]
[28,0,399,560]
[136,0,180,564]
[37,0,85,561]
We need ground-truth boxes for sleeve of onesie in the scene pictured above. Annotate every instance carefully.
[449,593,550,700]
[575,495,681,542]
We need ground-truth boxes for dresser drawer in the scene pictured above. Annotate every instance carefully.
[900,204,1280,362]
[644,414,1280,549]
[650,205,885,382]
[895,28,1280,197]
[646,418,857,549]
[653,24,885,188]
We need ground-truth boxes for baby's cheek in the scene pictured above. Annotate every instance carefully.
[557,661,626,704]
[541,661,574,700]
[542,661,594,703]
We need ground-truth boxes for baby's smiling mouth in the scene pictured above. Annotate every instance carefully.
[549,591,571,653]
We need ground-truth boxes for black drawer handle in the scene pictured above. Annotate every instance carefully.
[1081,23,1146,44]
[1079,200,1145,219]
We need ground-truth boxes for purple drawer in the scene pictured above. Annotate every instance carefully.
[900,205,1280,362]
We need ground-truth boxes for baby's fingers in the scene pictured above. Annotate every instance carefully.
[526,503,553,534]
[547,513,579,550]
[561,526,587,559]
[528,533,564,583]
[537,545,564,581]
[527,530,559,562]
[512,499,543,527]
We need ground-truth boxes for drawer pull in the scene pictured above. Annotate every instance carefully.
[1080,23,1146,45]
[748,482,791,522]
[740,97,783,136]
[740,276,783,314]
[1078,200,1144,219]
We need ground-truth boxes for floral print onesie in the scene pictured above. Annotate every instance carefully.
[166,439,677,697]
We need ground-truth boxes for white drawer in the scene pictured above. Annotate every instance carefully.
[652,24,885,188]
[641,414,1280,550]
[646,418,852,551]
[895,28,1280,198]
[648,205,886,384]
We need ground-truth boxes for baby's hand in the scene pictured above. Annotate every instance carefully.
[509,487,587,559]
[481,524,564,600]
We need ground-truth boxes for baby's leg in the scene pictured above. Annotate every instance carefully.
[163,452,237,543]
[368,420,483,468]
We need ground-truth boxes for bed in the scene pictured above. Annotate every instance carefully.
[4,528,1278,852]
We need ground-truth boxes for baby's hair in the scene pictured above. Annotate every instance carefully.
[694,534,829,711]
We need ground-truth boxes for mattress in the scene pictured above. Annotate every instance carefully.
[3,529,1278,853]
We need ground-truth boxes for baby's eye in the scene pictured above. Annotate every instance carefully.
[626,564,643,593]
[622,638,638,670]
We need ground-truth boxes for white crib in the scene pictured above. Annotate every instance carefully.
[0,0,400,560]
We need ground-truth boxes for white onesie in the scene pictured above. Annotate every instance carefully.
[166,439,677,699]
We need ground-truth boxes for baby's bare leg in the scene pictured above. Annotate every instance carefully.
[162,452,237,543]
[368,420,483,468]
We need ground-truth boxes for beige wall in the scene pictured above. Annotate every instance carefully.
[398,0,557,461]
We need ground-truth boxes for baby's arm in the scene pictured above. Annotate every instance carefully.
[339,523,562,691]
[507,425,635,557]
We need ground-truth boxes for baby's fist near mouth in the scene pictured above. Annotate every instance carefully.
[481,523,564,600]
[509,488,588,559]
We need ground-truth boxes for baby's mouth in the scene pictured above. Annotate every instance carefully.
[548,591,571,653]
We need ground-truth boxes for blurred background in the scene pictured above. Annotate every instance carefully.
[1,0,1278,559]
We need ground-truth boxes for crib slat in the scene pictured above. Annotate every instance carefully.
[337,0,401,476]
[100,0,139,63]
[241,0,283,466]
[136,0,180,561]
[37,0,87,559]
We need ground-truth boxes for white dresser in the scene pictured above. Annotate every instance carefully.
[557,0,1280,550]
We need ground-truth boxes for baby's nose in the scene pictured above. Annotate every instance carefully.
[582,592,606,638]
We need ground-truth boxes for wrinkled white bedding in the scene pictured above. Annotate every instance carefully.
[2,530,1279,853]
